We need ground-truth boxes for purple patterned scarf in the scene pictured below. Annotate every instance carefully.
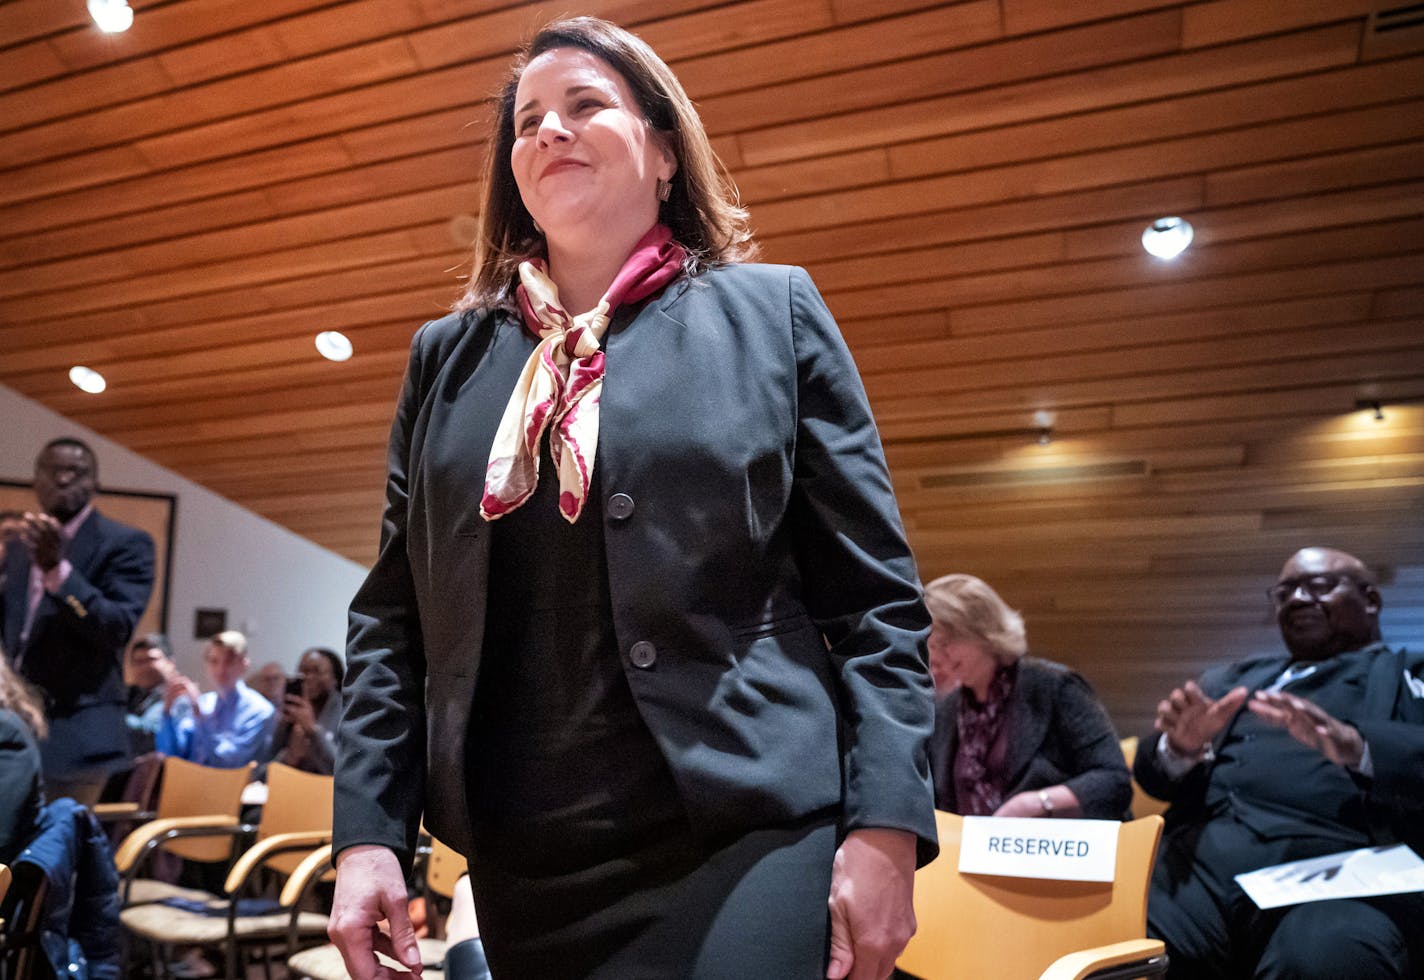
[955,663,1017,816]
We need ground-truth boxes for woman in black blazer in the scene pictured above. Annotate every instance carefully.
[329,17,937,980]
[924,574,1131,821]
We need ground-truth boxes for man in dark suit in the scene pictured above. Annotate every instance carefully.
[1135,546,1424,979]
[1,438,155,804]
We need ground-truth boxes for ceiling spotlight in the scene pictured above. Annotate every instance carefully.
[1141,216,1194,260]
[87,0,134,33]
[1031,409,1056,445]
[315,330,354,362]
[69,365,107,394]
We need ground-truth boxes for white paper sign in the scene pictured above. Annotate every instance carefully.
[1236,844,1424,910]
[958,816,1120,882]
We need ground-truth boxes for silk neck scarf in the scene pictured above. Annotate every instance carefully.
[480,224,685,523]
[955,661,1019,816]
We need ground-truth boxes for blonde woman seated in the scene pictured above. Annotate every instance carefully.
[924,574,1130,820]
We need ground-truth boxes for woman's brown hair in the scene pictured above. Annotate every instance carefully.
[455,16,758,312]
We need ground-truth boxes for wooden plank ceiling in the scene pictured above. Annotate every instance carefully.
[3,0,1422,732]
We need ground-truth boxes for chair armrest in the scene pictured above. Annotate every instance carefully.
[279,845,334,908]
[282,845,335,956]
[222,831,333,895]
[114,816,246,872]
[1040,938,1168,980]
[92,802,153,822]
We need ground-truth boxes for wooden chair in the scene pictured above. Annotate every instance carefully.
[118,763,334,979]
[286,834,470,980]
[107,756,257,907]
[0,861,48,980]
[1120,737,1170,820]
[896,811,1168,980]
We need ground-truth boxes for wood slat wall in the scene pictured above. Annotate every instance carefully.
[3,0,1421,735]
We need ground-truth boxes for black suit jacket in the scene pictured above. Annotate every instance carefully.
[929,656,1132,819]
[1,509,154,778]
[335,264,938,867]
[1133,643,1424,854]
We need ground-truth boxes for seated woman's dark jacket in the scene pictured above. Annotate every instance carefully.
[0,707,43,864]
[930,656,1131,820]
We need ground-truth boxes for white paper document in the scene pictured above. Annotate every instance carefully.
[958,816,1120,882]
[1235,844,1424,910]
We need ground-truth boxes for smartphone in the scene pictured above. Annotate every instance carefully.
[285,676,303,698]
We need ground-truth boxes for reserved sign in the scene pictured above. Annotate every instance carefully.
[958,816,1120,882]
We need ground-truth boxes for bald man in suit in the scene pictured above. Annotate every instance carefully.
[1136,547,1424,979]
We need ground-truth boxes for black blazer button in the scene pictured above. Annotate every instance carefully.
[607,492,635,520]
[629,641,657,669]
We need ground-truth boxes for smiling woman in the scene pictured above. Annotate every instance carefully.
[329,17,939,980]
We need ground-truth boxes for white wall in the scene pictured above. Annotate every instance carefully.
[1,383,368,678]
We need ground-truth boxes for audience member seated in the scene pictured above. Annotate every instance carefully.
[248,660,287,708]
[123,633,176,757]
[260,647,342,775]
[0,651,46,865]
[156,631,275,768]
[923,574,1130,819]
[1135,546,1424,979]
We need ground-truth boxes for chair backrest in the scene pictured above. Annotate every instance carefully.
[258,763,334,876]
[155,756,256,862]
[896,811,1164,980]
[425,835,465,901]
[0,860,49,980]
[1120,737,1170,820]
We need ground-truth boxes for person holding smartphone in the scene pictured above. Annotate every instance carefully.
[259,647,343,775]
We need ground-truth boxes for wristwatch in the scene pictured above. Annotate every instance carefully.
[1038,789,1054,817]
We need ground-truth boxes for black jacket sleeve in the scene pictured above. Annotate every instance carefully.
[332,323,432,870]
[785,268,939,865]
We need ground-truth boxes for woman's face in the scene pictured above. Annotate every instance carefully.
[299,651,337,702]
[927,626,998,697]
[510,47,674,245]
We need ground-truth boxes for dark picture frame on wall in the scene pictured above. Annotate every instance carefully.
[0,480,176,638]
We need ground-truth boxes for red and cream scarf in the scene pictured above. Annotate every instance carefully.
[480,224,685,523]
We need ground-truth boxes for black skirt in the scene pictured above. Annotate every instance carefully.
[463,460,834,978]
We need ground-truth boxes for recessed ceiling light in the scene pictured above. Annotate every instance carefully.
[69,365,107,394]
[87,0,134,33]
[315,331,354,362]
[1141,216,1194,260]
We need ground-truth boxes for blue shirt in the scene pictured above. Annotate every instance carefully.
[156,680,275,768]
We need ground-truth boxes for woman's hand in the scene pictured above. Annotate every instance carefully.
[826,827,917,980]
[993,791,1047,818]
[993,785,1081,819]
[329,845,423,980]
[283,693,317,733]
